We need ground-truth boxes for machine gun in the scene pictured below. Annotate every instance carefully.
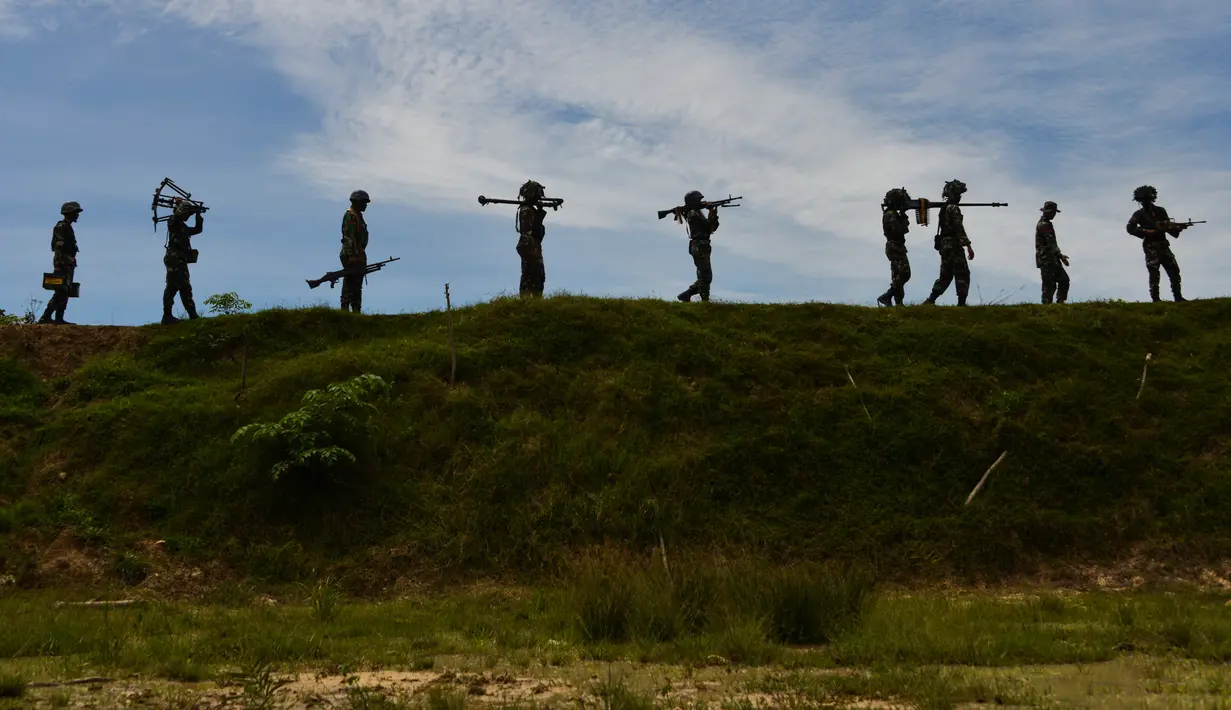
[883,197,1007,227]
[151,177,210,231]
[658,195,742,222]
[477,195,564,210]
[306,256,401,289]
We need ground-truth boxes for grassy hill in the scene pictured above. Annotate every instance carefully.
[1,296,1230,595]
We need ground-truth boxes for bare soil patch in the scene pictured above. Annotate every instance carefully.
[0,324,147,380]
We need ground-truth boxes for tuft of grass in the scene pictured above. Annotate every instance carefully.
[566,551,874,652]
[588,672,655,710]
[238,658,292,710]
[66,353,170,403]
[308,577,344,623]
[0,673,26,698]
[110,550,151,586]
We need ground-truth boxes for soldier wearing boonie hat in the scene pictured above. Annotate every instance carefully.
[1035,201,1070,304]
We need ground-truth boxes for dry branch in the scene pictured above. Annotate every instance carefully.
[52,600,147,609]
[844,365,874,424]
[965,451,1009,506]
[1136,353,1152,400]
[28,677,115,689]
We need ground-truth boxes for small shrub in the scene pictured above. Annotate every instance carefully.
[204,292,253,316]
[231,374,391,480]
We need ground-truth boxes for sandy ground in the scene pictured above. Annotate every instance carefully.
[9,656,1231,709]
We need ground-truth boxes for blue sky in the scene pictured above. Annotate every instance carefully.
[2,0,1229,325]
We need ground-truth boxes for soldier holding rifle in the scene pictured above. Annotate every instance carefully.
[340,190,371,312]
[1125,185,1204,302]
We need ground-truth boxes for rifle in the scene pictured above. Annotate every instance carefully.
[882,197,1007,227]
[151,177,209,232]
[306,256,401,289]
[477,195,564,211]
[658,195,742,222]
[1164,219,1206,235]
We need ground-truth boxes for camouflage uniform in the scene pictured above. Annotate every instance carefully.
[878,208,911,306]
[1125,192,1185,302]
[1035,205,1069,304]
[516,203,547,296]
[39,202,81,324]
[677,192,720,302]
[162,206,203,323]
[923,204,972,306]
[340,201,369,312]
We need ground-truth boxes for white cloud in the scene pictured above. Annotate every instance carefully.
[12,0,1231,303]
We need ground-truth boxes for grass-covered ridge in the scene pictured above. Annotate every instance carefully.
[2,295,1231,591]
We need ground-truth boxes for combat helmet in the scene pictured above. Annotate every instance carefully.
[349,189,371,203]
[173,198,196,215]
[1133,185,1157,204]
[60,201,82,215]
[519,180,544,199]
[684,190,704,206]
[883,188,912,211]
[942,179,967,201]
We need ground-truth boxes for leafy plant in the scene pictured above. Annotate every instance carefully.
[0,309,21,326]
[204,292,254,316]
[231,374,391,480]
[307,577,343,622]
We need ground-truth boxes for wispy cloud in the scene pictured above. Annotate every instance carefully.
[2,0,1229,322]
[152,1,1231,287]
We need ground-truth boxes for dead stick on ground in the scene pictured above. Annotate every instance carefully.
[53,600,147,608]
[658,532,670,579]
[28,677,115,688]
[1136,353,1152,401]
[445,283,457,386]
[966,451,1009,506]
[844,365,873,424]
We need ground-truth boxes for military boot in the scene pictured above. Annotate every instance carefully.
[677,288,695,302]
[53,307,72,325]
[876,292,893,307]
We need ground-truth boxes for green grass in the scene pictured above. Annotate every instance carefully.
[2,295,1231,589]
[2,587,1231,708]
[0,673,24,699]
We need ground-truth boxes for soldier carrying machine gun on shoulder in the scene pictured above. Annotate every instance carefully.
[662,191,743,302]
[658,194,741,223]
